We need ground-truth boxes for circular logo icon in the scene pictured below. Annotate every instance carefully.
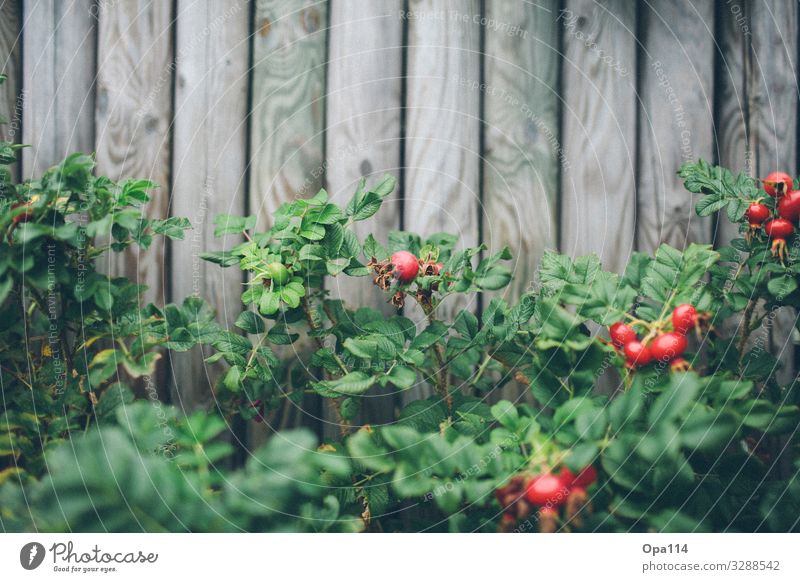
[20,542,46,570]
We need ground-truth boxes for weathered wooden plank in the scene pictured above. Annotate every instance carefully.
[483,0,560,403]
[326,0,403,425]
[170,0,250,411]
[483,0,559,303]
[250,0,328,434]
[748,0,797,386]
[560,0,637,273]
[0,0,22,150]
[250,0,327,228]
[715,0,751,246]
[21,0,96,177]
[637,0,715,252]
[94,0,173,308]
[402,0,481,404]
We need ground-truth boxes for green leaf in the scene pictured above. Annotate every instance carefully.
[490,400,519,429]
[266,325,299,345]
[223,365,242,391]
[235,311,265,334]
[213,214,255,236]
[566,443,599,471]
[680,408,738,453]
[648,373,701,425]
[347,430,394,472]
[151,216,191,239]
[0,277,12,304]
[319,371,376,396]
[642,244,718,303]
[259,291,280,315]
[474,265,512,290]
[539,251,601,292]
[695,194,728,217]
[363,234,388,260]
[767,275,798,298]
[326,258,349,276]
[608,384,644,430]
[280,287,302,309]
[383,365,416,390]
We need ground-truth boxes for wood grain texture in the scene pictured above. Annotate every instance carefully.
[94,0,173,307]
[249,0,328,435]
[748,0,797,386]
[325,0,403,426]
[0,0,22,149]
[483,0,560,403]
[249,0,327,229]
[402,0,481,403]
[170,0,250,411]
[560,0,637,273]
[21,0,96,177]
[483,0,559,302]
[715,0,751,246]
[636,0,714,252]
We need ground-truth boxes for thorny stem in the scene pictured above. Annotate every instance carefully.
[302,296,351,436]
[29,286,74,373]
[419,300,452,411]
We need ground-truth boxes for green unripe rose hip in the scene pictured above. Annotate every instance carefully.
[266,262,290,285]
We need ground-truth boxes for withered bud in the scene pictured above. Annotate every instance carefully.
[498,511,517,533]
[390,291,405,309]
[564,487,589,529]
[538,507,559,533]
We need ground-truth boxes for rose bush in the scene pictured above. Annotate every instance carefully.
[1,72,799,531]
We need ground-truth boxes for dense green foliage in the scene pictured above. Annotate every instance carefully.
[1,72,799,533]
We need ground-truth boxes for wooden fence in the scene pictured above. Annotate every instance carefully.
[1,0,798,432]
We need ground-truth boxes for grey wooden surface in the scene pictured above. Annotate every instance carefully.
[3,0,798,429]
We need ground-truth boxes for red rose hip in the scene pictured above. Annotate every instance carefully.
[777,190,800,222]
[650,332,688,362]
[764,172,793,197]
[559,465,597,489]
[390,250,420,283]
[624,341,653,366]
[671,304,698,334]
[745,203,770,227]
[525,474,569,507]
[765,218,794,240]
[609,322,637,348]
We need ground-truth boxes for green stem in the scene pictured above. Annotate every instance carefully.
[470,353,493,387]
[419,301,451,410]
[303,297,351,436]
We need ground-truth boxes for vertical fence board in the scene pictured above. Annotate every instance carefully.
[560,0,637,273]
[749,0,797,385]
[0,0,22,147]
[95,1,173,308]
[21,0,96,177]
[483,0,560,403]
[170,0,250,411]
[637,0,715,252]
[483,1,559,302]
[250,0,328,433]
[250,0,327,226]
[326,0,403,425]
[716,0,751,246]
[403,0,481,404]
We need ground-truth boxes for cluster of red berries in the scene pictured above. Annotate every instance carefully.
[745,172,798,261]
[495,465,597,533]
[609,304,701,371]
[369,250,444,308]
